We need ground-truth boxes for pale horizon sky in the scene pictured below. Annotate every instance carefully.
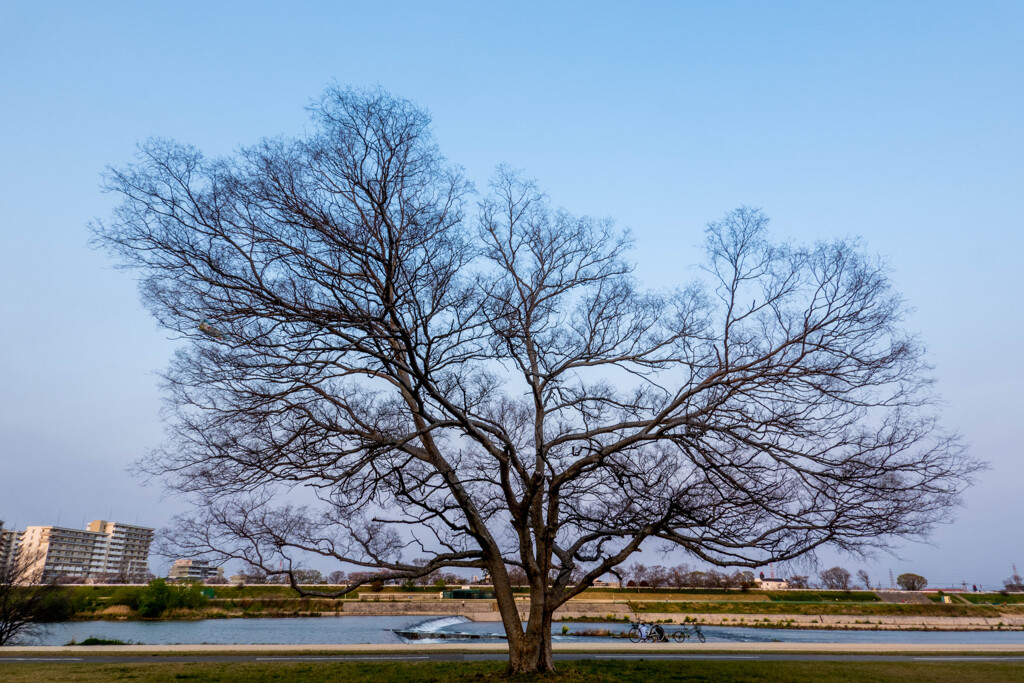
[1,1,1022,587]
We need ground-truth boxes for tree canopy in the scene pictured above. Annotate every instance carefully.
[94,86,978,673]
[897,572,928,591]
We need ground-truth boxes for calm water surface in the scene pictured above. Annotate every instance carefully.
[30,616,1024,646]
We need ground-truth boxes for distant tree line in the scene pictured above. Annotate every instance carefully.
[233,566,469,589]
[52,571,156,585]
[819,566,931,591]
[230,561,958,593]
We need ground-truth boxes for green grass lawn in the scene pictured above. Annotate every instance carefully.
[960,593,1024,605]
[625,600,1015,618]
[765,591,880,603]
[53,584,1024,622]
[1,660,1023,682]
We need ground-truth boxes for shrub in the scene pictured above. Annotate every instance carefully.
[137,579,173,617]
[68,591,102,615]
[136,579,209,617]
[109,587,142,610]
[77,637,131,645]
[32,589,73,622]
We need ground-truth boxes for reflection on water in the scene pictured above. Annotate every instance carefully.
[28,616,1024,646]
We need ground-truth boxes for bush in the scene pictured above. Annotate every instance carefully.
[109,587,142,610]
[136,579,210,617]
[75,637,131,645]
[175,582,210,610]
[31,589,73,622]
[68,590,102,615]
[137,579,172,617]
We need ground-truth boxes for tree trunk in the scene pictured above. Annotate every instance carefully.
[504,588,555,675]
[506,620,555,675]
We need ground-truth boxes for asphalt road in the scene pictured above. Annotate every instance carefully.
[3,653,1024,664]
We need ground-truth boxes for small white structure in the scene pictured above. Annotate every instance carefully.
[755,577,789,590]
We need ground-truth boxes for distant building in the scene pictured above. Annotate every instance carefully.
[0,525,23,572]
[755,577,789,590]
[168,559,224,581]
[18,520,154,583]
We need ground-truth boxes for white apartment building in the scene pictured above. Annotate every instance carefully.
[168,559,224,581]
[19,520,154,583]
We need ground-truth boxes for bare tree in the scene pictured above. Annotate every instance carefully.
[788,575,810,589]
[646,565,669,589]
[857,569,872,590]
[686,570,710,588]
[668,563,692,588]
[236,568,268,585]
[0,542,59,646]
[820,566,852,591]
[506,567,528,587]
[1004,568,1023,593]
[94,86,978,674]
[292,569,323,585]
[732,570,756,589]
[897,572,928,590]
[624,563,649,588]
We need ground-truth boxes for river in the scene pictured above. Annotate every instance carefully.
[27,616,1024,646]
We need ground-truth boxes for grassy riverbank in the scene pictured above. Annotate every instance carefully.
[625,600,1021,618]
[1,660,1023,682]
[40,585,1024,624]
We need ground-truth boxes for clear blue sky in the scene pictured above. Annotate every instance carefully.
[1,1,1021,586]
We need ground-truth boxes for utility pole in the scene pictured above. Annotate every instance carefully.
[889,569,895,590]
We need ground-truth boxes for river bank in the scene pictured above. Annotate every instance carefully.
[45,586,1024,632]
[49,607,1024,633]
[11,615,1024,647]
[559,613,1024,632]
[57,602,1024,632]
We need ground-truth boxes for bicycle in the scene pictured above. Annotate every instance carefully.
[627,620,668,643]
[670,623,706,643]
